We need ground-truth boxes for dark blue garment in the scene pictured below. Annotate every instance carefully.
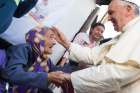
[0,49,6,68]
[5,44,48,90]
[14,0,38,18]
[0,81,5,93]
[0,0,17,34]
[8,58,59,93]
[5,44,75,92]
[0,49,7,93]
[0,37,12,49]
[0,0,37,34]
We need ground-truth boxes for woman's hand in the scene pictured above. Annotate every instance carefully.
[48,71,67,86]
[63,73,71,81]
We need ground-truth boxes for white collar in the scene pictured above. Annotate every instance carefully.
[123,16,140,31]
[106,16,140,63]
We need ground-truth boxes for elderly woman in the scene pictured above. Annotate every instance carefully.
[5,26,73,93]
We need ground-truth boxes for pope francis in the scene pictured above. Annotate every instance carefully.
[52,0,140,93]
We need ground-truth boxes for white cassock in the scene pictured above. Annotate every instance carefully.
[68,16,140,93]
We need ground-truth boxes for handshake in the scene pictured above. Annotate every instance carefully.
[48,71,71,86]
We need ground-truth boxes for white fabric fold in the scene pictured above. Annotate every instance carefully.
[106,16,140,64]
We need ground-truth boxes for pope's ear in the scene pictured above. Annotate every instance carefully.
[126,4,135,16]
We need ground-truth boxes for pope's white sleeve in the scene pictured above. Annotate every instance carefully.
[69,43,101,65]
[71,64,140,93]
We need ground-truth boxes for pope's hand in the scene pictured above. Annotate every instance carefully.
[48,71,67,86]
[51,26,71,49]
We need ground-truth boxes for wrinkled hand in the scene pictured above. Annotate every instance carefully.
[51,26,71,49]
[48,71,68,86]
[63,73,71,81]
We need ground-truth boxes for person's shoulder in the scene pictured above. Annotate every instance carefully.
[6,44,32,62]
[75,32,88,40]
[77,32,88,36]
[8,43,30,49]
[7,43,32,53]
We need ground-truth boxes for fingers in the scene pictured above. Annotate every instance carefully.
[48,71,71,87]
[51,26,65,38]
[50,27,62,43]
[48,71,68,82]
[50,26,60,36]
[54,73,71,87]
[62,73,71,81]
[51,26,59,32]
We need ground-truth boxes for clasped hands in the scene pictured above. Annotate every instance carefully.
[48,71,71,86]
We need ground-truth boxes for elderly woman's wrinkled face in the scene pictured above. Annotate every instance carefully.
[44,29,56,54]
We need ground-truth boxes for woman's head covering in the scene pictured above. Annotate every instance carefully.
[25,26,49,59]
[26,26,51,72]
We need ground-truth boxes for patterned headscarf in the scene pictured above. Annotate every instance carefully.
[26,27,49,58]
[25,26,50,72]
[12,27,53,93]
